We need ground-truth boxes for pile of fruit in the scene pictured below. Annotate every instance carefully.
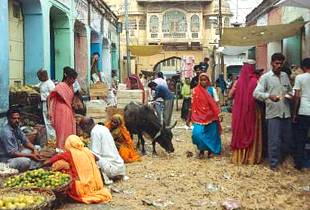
[0,194,45,209]
[10,85,39,94]
[4,169,70,189]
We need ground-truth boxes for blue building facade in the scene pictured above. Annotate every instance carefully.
[0,1,9,125]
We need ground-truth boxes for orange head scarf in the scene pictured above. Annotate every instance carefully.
[106,114,133,146]
[64,135,112,204]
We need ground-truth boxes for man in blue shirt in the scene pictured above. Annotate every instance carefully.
[148,82,174,126]
[0,108,42,171]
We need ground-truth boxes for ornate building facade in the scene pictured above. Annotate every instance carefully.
[105,0,232,78]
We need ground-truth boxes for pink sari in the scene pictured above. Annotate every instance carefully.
[231,64,258,150]
[49,82,76,149]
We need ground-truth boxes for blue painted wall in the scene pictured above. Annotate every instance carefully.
[0,1,9,125]
[91,43,102,71]
[24,12,44,84]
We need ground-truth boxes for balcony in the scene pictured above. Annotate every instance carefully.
[163,33,186,38]
[147,32,201,43]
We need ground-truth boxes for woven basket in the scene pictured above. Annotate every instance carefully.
[0,188,55,210]
[2,170,72,198]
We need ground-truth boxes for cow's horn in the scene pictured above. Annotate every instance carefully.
[167,121,177,130]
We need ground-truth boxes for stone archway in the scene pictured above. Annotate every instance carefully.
[22,0,44,84]
[50,6,70,81]
[153,56,182,77]
[8,0,44,85]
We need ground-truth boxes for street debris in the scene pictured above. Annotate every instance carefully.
[222,199,241,210]
[142,199,174,209]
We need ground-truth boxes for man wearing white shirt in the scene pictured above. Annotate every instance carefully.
[293,58,310,170]
[80,117,126,184]
[37,69,56,141]
[153,72,168,89]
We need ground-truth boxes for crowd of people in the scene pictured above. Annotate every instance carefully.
[0,66,141,204]
[0,53,308,205]
[181,54,310,171]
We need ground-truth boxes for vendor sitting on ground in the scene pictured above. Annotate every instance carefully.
[45,135,112,204]
[0,108,42,172]
[105,114,141,163]
[80,117,127,184]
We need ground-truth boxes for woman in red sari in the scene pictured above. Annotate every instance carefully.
[47,135,112,204]
[231,62,263,164]
[48,67,77,149]
[187,73,222,159]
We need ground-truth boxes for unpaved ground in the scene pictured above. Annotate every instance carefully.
[59,111,310,210]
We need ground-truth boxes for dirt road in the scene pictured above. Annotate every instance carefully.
[59,112,310,210]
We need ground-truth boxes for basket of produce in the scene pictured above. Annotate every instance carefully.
[0,188,55,210]
[0,163,18,180]
[3,168,71,196]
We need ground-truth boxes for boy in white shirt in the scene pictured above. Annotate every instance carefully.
[293,58,310,170]
[37,69,56,141]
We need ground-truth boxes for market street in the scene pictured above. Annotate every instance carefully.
[58,111,310,210]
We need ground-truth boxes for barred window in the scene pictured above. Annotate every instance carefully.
[129,18,137,30]
[139,19,146,30]
[191,15,200,32]
[205,19,212,29]
[162,10,187,33]
[149,15,159,33]
[224,17,230,27]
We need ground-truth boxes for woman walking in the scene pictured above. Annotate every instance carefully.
[231,61,263,164]
[48,67,77,149]
[187,73,222,158]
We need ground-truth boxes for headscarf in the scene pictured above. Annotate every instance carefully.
[105,114,133,146]
[231,63,258,150]
[191,73,221,126]
[105,114,141,163]
[64,135,112,204]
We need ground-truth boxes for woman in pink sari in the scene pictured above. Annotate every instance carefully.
[231,61,263,164]
[49,67,78,149]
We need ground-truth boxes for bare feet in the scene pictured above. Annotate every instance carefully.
[198,151,204,159]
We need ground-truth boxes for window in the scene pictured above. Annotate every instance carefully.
[149,15,159,33]
[191,15,200,32]
[171,59,175,66]
[139,19,146,30]
[224,17,230,28]
[205,19,212,29]
[167,59,171,66]
[130,30,135,36]
[162,10,187,33]
[128,18,137,30]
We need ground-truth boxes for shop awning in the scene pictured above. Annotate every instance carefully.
[222,22,306,46]
[275,0,310,9]
[129,45,162,56]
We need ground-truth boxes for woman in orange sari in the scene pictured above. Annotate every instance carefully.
[105,114,141,163]
[49,67,77,149]
[47,135,112,204]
